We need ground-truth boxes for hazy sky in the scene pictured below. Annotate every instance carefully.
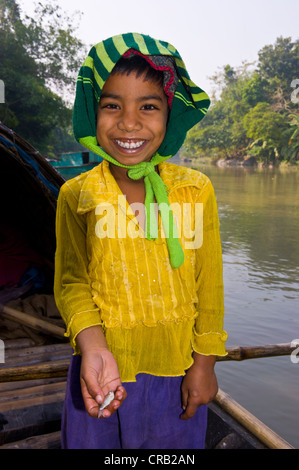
[18,0,299,97]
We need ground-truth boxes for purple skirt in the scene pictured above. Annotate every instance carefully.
[61,354,207,449]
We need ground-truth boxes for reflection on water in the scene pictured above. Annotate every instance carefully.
[190,162,299,447]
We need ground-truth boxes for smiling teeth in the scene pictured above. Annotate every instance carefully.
[115,140,145,149]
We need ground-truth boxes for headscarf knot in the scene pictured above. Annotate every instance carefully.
[127,161,156,180]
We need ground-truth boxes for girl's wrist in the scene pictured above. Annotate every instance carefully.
[192,352,216,369]
[76,325,109,353]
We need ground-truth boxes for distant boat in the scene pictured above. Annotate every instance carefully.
[50,150,103,178]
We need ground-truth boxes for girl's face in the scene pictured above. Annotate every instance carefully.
[96,71,168,166]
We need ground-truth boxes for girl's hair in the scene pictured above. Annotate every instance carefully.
[111,55,164,87]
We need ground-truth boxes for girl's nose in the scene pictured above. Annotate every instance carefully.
[117,109,142,132]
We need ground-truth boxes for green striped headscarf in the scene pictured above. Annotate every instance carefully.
[73,32,210,269]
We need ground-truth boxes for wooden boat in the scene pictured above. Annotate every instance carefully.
[0,120,65,448]
[0,122,295,450]
[0,340,295,449]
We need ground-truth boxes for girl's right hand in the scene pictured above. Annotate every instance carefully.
[80,347,126,418]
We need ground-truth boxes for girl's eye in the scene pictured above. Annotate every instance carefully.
[142,104,158,111]
[105,103,118,109]
[101,103,119,109]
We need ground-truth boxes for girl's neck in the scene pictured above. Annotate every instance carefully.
[109,162,133,183]
[109,161,160,184]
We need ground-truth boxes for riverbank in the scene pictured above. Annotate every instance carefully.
[180,155,299,171]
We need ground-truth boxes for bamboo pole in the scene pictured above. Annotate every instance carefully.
[0,343,297,383]
[215,388,295,449]
[0,303,65,339]
[1,302,295,363]
[217,342,297,361]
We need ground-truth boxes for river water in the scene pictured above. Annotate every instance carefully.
[188,161,299,448]
[60,160,299,448]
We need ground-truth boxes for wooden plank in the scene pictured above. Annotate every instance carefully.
[3,343,71,367]
[0,380,67,407]
[0,389,66,412]
[0,377,66,393]
[214,388,295,449]
[0,359,70,382]
[3,338,36,350]
[5,342,71,360]
[0,430,61,449]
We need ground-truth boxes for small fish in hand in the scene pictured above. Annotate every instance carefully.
[98,391,115,418]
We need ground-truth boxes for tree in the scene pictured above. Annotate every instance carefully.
[19,0,86,101]
[257,36,299,99]
[0,0,86,154]
[183,36,299,164]
[281,114,299,163]
[0,27,71,150]
[241,73,270,107]
[243,102,289,161]
[184,101,235,158]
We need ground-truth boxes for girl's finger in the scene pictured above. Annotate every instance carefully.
[98,386,127,418]
[81,380,103,418]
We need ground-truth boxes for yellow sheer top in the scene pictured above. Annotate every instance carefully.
[54,160,227,382]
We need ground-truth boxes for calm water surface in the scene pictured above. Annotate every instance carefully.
[60,161,299,448]
[189,162,299,448]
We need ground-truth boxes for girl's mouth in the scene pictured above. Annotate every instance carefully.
[113,139,147,153]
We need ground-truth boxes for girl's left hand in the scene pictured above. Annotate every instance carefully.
[180,353,218,420]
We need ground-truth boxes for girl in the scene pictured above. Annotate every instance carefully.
[54,32,227,449]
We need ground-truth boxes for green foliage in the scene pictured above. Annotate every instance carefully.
[0,0,86,154]
[184,36,299,164]
[19,1,86,98]
[241,73,270,107]
[257,37,299,98]
[281,114,299,163]
[243,103,289,161]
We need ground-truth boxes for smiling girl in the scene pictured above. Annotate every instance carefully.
[54,33,227,449]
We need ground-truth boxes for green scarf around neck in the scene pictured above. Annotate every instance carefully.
[73,32,210,269]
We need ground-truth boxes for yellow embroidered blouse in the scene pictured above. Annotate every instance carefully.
[54,160,227,382]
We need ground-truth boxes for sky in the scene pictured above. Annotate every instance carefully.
[18,0,299,98]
